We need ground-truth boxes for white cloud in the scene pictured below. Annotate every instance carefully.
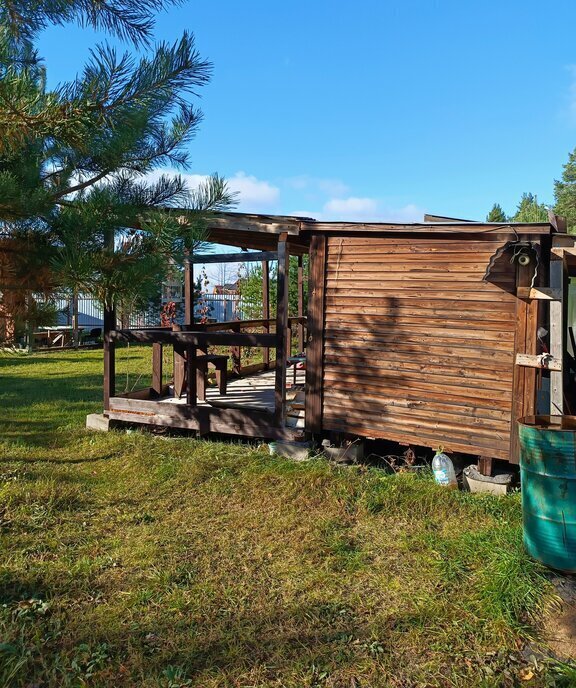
[226,171,279,211]
[323,196,379,219]
[144,169,280,213]
[290,199,424,223]
[182,171,280,212]
[317,179,350,197]
[145,168,424,223]
[285,175,349,197]
[380,203,425,223]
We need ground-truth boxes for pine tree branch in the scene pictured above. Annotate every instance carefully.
[52,170,112,200]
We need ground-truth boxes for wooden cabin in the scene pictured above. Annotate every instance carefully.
[102,212,576,467]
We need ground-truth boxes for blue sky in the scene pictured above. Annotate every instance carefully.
[38,0,576,223]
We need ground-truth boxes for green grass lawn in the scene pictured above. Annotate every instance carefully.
[0,348,567,687]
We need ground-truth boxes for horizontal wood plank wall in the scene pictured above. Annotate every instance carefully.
[321,234,518,459]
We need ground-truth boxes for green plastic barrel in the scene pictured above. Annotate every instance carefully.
[518,416,576,573]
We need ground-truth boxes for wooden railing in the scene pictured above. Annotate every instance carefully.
[201,317,306,373]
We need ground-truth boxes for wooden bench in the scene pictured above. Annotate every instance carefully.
[196,354,228,401]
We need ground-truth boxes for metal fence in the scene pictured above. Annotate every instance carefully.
[53,293,244,326]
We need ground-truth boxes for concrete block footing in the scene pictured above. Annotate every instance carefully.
[86,413,111,432]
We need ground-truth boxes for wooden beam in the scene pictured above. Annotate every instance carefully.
[550,257,566,414]
[516,286,562,301]
[107,396,303,441]
[305,234,326,433]
[552,246,576,258]
[204,227,310,255]
[515,353,562,371]
[203,319,273,331]
[192,250,278,264]
[110,329,277,347]
[205,213,303,236]
[275,233,289,423]
[547,211,567,233]
[308,222,553,235]
[552,234,576,247]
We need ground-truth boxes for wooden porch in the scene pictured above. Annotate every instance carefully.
[104,313,307,439]
[102,218,310,440]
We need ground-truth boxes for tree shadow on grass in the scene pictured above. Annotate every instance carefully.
[0,395,103,448]
[1,373,104,409]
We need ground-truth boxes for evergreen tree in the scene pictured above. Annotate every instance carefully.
[511,193,548,223]
[238,262,273,320]
[554,148,576,232]
[0,0,235,342]
[486,203,507,222]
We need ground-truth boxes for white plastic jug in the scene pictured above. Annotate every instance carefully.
[432,451,458,488]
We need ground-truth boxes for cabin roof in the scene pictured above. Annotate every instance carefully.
[199,211,557,252]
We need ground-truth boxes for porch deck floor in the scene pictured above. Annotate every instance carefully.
[158,367,306,428]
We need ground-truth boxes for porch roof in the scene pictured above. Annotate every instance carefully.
[198,212,557,251]
[203,212,311,254]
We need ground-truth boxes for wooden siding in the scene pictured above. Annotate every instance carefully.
[321,235,519,460]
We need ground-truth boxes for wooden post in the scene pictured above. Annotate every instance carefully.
[172,323,186,398]
[477,456,493,477]
[103,227,116,410]
[24,292,32,351]
[186,345,197,406]
[182,249,196,401]
[550,256,566,414]
[286,319,292,359]
[305,235,326,433]
[72,290,79,348]
[152,343,163,396]
[262,260,270,370]
[184,250,194,326]
[230,321,241,375]
[103,304,116,411]
[274,234,289,424]
[297,255,304,354]
[510,243,539,463]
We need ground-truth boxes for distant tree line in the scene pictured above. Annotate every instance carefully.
[487,148,576,229]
